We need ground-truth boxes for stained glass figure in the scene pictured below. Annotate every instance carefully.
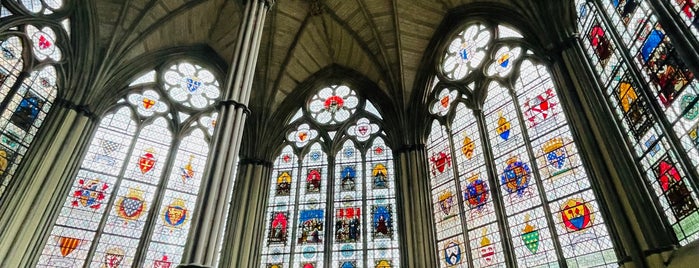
[298,210,324,244]
[269,212,289,244]
[372,205,393,239]
[340,166,356,191]
[588,24,613,66]
[637,25,693,106]
[372,163,388,189]
[276,171,292,196]
[306,169,322,193]
[11,92,45,131]
[335,208,361,242]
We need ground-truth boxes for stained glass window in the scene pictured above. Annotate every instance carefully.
[0,2,69,203]
[577,0,699,244]
[427,22,617,267]
[666,0,699,41]
[37,61,221,267]
[261,85,400,267]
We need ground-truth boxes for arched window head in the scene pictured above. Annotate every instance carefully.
[576,0,699,244]
[37,60,221,267]
[0,5,70,203]
[261,83,400,268]
[426,21,617,267]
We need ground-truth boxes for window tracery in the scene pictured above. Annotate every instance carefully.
[37,61,221,267]
[427,22,617,267]
[260,85,400,268]
[0,1,69,203]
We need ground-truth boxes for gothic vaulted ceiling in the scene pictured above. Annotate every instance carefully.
[91,0,574,116]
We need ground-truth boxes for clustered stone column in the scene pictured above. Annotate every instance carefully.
[0,102,96,268]
[178,0,274,267]
[218,160,272,267]
[395,145,437,267]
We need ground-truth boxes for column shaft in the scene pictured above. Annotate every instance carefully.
[397,147,437,268]
[179,0,273,267]
[555,37,672,267]
[0,106,95,267]
[219,162,271,268]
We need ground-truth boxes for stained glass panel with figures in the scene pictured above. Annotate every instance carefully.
[261,146,298,267]
[365,137,400,267]
[0,32,59,201]
[293,143,327,267]
[262,86,400,267]
[578,0,699,243]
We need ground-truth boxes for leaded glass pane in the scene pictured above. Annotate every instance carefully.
[451,103,506,267]
[40,59,222,266]
[332,141,363,265]
[579,0,699,243]
[668,0,699,39]
[26,25,61,61]
[293,143,328,267]
[262,84,398,267]
[261,146,298,267]
[515,60,616,266]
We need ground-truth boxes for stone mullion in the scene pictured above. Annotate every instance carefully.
[474,110,518,267]
[0,105,95,267]
[445,123,475,267]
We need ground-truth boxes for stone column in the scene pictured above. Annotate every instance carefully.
[178,0,273,267]
[396,145,437,267]
[0,102,96,267]
[551,35,673,267]
[218,160,272,268]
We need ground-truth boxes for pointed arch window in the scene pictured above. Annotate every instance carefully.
[36,61,221,267]
[0,1,69,203]
[576,0,699,244]
[426,22,618,267]
[260,85,400,268]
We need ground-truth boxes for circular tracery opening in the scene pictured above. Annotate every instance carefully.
[307,85,359,125]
